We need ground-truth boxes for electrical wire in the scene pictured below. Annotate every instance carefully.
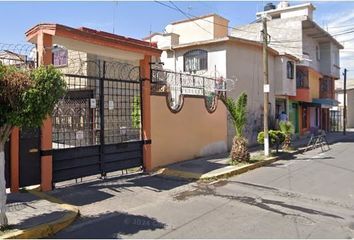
[168,1,213,36]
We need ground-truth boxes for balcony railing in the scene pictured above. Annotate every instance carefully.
[150,68,226,97]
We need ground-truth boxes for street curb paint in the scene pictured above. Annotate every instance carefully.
[1,190,79,239]
[158,155,284,181]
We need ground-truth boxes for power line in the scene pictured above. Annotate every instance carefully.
[154,0,259,35]
[168,1,213,36]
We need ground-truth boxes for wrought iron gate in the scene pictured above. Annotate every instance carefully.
[52,60,143,183]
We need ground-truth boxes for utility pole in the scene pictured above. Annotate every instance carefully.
[343,68,347,135]
[262,15,270,157]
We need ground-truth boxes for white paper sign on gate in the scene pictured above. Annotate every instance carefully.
[109,100,114,110]
[76,130,84,140]
[90,98,96,108]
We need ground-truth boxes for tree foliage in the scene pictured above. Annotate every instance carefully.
[222,92,247,138]
[0,64,66,142]
[279,121,295,150]
[222,92,250,163]
[279,121,295,136]
[257,130,285,152]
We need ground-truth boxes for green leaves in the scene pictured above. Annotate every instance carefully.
[257,130,285,146]
[131,96,141,129]
[279,121,295,136]
[0,65,67,130]
[223,92,248,138]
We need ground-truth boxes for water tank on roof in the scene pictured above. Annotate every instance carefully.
[277,1,289,9]
[264,3,276,11]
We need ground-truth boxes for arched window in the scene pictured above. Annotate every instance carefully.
[286,61,294,79]
[183,49,207,73]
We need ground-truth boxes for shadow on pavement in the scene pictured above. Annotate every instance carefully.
[173,184,344,220]
[54,211,166,239]
[50,173,190,206]
[16,210,68,229]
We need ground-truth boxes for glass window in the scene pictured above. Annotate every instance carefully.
[52,46,68,67]
[286,61,294,79]
[184,49,207,73]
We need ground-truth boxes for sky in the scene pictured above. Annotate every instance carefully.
[0,1,353,79]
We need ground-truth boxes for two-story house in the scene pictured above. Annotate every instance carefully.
[144,14,298,147]
[232,1,343,135]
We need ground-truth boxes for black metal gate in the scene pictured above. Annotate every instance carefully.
[19,128,41,187]
[330,109,343,132]
[52,60,143,183]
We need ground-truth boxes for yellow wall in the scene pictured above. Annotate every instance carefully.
[309,68,321,99]
[150,96,227,169]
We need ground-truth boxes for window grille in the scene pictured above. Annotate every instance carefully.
[183,49,207,73]
[286,61,294,79]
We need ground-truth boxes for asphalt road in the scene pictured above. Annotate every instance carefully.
[53,136,354,239]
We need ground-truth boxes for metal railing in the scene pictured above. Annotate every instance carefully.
[150,67,226,98]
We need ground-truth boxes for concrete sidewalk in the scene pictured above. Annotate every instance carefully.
[0,190,79,239]
[158,132,354,180]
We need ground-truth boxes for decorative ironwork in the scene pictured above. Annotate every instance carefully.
[52,59,142,149]
[52,57,143,182]
[151,64,227,113]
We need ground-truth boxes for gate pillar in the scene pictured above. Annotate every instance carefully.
[140,55,152,171]
[10,128,19,192]
[37,31,53,191]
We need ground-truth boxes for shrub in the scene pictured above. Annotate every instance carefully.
[257,130,285,153]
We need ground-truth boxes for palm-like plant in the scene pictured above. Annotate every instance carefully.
[279,121,294,150]
[222,92,250,163]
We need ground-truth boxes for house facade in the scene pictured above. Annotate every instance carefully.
[145,14,298,147]
[232,2,343,135]
[334,80,354,129]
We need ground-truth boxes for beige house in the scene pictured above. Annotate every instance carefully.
[145,14,298,147]
[335,80,354,129]
[232,2,343,134]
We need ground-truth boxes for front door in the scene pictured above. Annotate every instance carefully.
[19,128,41,187]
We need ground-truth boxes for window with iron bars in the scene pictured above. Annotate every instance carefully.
[183,49,208,73]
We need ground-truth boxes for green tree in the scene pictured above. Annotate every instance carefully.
[257,130,285,153]
[279,121,295,150]
[221,92,250,163]
[0,64,66,227]
[131,96,141,129]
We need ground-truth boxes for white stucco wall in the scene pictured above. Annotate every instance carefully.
[226,41,276,147]
[274,55,297,96]
[167,15,228,45]
[231,16,304,58]
[302,33,321,72]
[161,43,227,78]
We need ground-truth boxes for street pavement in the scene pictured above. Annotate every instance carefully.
[53,135,354,239]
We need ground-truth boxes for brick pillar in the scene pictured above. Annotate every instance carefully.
[10,128,19,192]
[37,31,53,191]
[140,55,152,171]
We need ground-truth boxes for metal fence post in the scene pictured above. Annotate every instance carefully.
[99,61,106,177]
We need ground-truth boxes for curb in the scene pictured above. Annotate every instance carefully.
[158,147,308,181]
[2,190,80,239]
[158,156,281,181]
